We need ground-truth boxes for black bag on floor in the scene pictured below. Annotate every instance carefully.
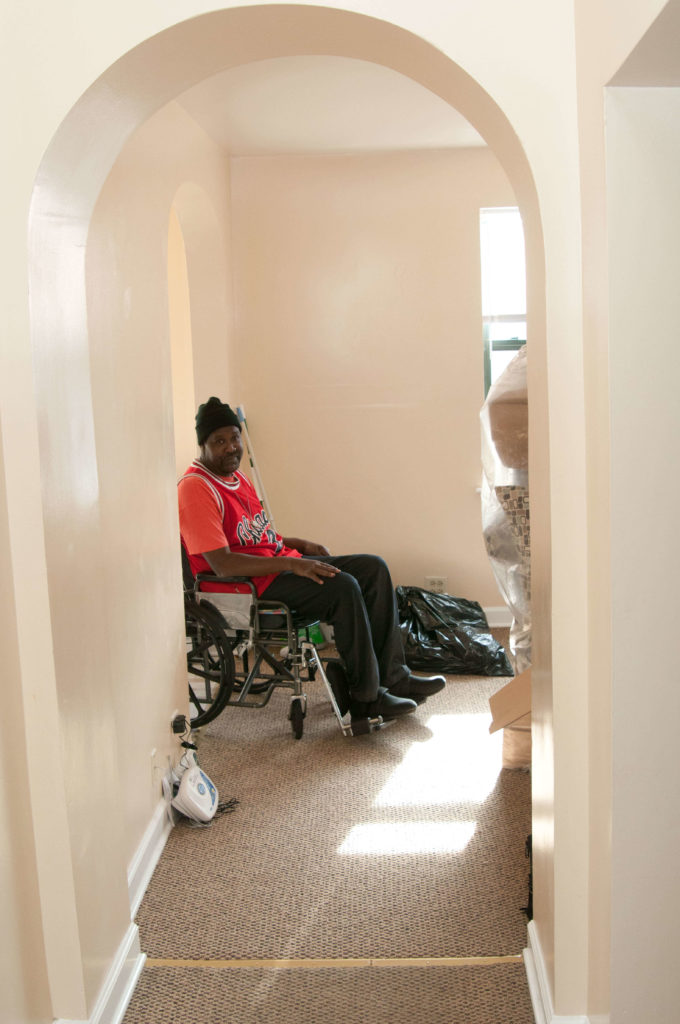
[396,586,513,676]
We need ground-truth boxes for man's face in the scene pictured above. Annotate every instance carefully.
[200,425,243,477]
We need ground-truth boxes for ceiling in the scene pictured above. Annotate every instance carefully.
[177,56,485,156]
[611,2,680,85]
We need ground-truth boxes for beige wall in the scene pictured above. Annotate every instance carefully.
[169,206,197,479]
[606,83,680,1024]
[573,3,673,1020]
[86,101,235,864]
[230,148,515,603]
[0,424,52,1023]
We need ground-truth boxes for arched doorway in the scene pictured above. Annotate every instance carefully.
[27,7,548,1017]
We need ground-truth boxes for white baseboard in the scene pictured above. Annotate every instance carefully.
[127,796,173,917]
[484,605,513,628]
[524,921,590,1024]
[523,930,548,1024]
[55,800,172,1024]
[55,922,145,1024]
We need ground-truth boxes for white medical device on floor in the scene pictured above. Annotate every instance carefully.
[171,763,218,823]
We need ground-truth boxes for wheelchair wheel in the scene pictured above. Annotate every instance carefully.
[289,696,306,739]
[185,599,235,728]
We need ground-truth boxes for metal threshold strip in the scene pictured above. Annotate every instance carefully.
[146,955,523,969]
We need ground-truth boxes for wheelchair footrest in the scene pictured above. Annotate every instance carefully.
[342,714,387,737]
[301,645,393,738]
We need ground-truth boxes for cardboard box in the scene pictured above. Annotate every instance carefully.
[502,721,532,769]
[489,669,531,733]
[486,352,528,472]
[488,398,528,471]
[489,669,532,769]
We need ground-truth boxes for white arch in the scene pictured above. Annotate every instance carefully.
[26,7,548,1016]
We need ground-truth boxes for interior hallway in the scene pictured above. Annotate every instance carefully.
[124,635,534,1023]
[5,4,680,1022]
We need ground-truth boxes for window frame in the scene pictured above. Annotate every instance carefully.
[482,318,526,397]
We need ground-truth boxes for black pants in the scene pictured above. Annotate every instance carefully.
[263,554,409,702]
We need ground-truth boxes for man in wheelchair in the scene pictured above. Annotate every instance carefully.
[178,397,445,725]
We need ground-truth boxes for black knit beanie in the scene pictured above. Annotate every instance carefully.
[195,397,241,445]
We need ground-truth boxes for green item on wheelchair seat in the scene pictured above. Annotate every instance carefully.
[299,622,325,646]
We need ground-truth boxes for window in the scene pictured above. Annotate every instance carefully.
[480,207,526,396]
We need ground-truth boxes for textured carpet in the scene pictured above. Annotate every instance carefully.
[129,637,534,1022]
[137,681,529,958]
[124,963,535,1024]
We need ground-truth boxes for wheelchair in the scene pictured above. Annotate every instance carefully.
[182,550,386,739]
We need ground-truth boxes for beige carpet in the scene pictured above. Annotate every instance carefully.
[124,963,534,1023]
[129,639,534,1022]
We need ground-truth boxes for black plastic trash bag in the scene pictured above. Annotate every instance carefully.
[396,586,513,676]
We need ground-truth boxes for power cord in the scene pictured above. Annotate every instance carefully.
[185,796,240,829]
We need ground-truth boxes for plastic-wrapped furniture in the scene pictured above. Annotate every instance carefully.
[480,347,531,673]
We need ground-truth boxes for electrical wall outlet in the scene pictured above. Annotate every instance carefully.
[425,575,448,594]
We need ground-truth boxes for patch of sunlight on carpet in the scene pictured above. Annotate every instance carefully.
[374,712,503,807]
[337,821,477,855]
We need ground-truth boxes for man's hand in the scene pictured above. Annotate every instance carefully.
[290,558,340,584]
[282,537,331,557]
[202,546,338,584]
[302,541,331,557]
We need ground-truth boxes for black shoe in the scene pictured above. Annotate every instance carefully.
[350,686,417,722]
[390,671,446,702]
[325,660,350,717]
